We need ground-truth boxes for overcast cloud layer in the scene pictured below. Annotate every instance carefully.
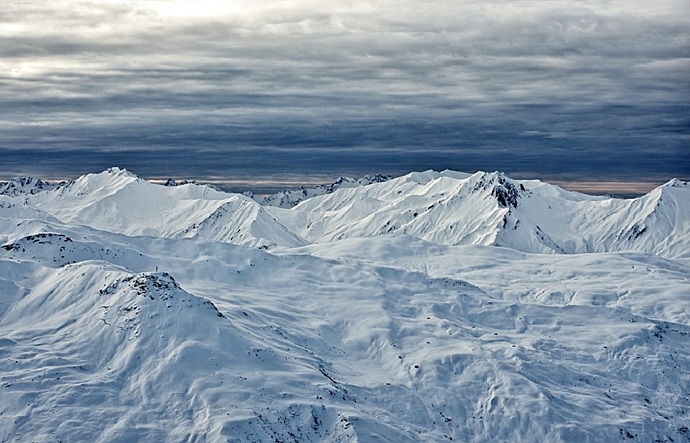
[1,0,688,186]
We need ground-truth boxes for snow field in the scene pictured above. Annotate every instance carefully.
[0,168,688,442]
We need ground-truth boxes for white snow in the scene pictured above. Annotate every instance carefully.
[0,168,688,442]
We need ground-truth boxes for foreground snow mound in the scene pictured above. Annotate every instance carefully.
[0,264,358,442]
[2,240,689,442]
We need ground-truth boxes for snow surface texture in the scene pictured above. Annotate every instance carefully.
[1,167,689,442]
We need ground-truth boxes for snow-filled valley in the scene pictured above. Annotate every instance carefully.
[0,168,689,442]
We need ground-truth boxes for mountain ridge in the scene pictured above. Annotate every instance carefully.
[3,168,688,257]
[0,167,689,442]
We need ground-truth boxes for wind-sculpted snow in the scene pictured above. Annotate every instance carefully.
[0,168,689,442]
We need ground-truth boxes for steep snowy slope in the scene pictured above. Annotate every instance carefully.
[176,198,308,249]
[294,170,511,246]
[23,168,304,249]
[293,170,690,258]
[494,176,690,258]
[0,264,349,442]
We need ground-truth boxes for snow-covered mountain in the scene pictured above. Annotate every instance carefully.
[0,176,65,197]
[9,167,690,257]
[249,174,391,208]
[1,168,689,442]
[293,170,690,258]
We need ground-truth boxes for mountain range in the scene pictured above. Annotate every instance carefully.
[1,168,688,442]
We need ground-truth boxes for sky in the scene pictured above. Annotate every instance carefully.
[1,0,689,190]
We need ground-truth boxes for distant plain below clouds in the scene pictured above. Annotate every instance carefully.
[1,0,688,184]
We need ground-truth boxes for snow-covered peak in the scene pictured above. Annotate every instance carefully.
[99,271,224,318]
[45,167,141,201]
[662,178,688,189]
[254,173,393,208]
[104,166,137,178]
[287,170,689,257]
[465,171,525,208]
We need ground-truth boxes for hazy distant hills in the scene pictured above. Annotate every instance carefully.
[1,168,688,442]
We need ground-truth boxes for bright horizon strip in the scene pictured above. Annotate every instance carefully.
[0,170,672,197]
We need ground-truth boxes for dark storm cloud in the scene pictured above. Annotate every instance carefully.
[1,0,688,184]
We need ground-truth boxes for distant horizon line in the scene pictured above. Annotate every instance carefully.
[0,168,684,198]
